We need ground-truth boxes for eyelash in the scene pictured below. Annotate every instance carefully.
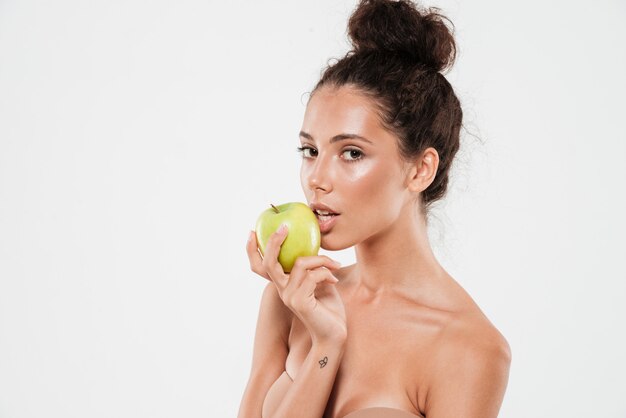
[296,146,364,163]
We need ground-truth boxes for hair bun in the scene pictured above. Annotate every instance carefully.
[347,0,456,73]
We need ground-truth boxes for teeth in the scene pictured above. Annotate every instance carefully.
[316,210,332,215]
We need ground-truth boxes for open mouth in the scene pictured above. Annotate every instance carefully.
[314,211,339,233]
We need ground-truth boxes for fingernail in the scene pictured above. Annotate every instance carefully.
[278,224,288,234]
[248,231,255,241]
[333,260,341,266]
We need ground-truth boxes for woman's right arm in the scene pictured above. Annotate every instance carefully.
[236,281,347,418]
[237,282,291,418]
[271,337,346,418]
[240,226,348,418]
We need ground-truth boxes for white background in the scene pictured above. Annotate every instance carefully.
[1,0,625,417]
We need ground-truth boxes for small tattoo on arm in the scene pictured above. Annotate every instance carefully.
[319,356,328,368]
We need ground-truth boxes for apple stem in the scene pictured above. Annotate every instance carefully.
[270,204,280,214]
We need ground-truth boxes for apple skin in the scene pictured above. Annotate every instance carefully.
[255,202,321,273]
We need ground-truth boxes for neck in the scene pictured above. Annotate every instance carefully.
[350,203,445,302]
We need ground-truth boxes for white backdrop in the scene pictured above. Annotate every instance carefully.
[1,1,625,417]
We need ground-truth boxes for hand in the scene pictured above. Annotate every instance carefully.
[246,226,347,344]
[246,230,272,281]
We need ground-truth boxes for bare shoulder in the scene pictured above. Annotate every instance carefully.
[422,309,512,417]
[447,310,511,358]
[435,273,511,358]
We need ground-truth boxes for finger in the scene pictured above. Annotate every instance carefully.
[301,268,339,291]
[261,225,289,286]
[290,255,342,275]
[286,255,341,291]
[246,231,270,281]
[288,268,338,310]
[286,265,338,298]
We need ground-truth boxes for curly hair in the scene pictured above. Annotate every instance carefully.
[311,0,463,215]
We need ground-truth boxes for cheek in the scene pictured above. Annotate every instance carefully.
[300,165,311,196]
[342,161,399,211]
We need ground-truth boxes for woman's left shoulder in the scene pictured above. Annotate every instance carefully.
[443,306,512,363]
[419,292,512,417]
[436,274,511,357]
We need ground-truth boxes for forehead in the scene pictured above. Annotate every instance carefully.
[302,85,386,139]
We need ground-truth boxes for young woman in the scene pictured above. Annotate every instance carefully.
[238,1,511,417]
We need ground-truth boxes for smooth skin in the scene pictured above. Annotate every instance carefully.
[239,84,512,418]
[254,224,347,345]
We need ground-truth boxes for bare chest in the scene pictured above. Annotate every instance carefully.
[284,295,451,417]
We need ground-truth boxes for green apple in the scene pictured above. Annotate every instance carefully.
[255,202,321,273]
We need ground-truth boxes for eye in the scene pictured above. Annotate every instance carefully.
[342,148,363,162]
[296,146,317,158]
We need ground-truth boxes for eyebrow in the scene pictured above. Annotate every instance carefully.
[299,131,373,145]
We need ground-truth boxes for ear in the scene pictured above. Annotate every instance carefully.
[405,147,439,193]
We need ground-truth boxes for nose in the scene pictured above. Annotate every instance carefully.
[306,152,332,193]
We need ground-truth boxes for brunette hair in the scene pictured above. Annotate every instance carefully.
[311,0,463,216]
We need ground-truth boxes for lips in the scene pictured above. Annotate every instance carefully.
[309,202,340,215]
[309,202,340,233]
[315,212,339,233]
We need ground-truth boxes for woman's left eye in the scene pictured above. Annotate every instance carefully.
[342,149,363,162]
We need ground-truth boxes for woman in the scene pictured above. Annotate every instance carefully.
[238,1,511,417]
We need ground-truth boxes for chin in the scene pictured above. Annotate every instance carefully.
[320,235,353,252]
